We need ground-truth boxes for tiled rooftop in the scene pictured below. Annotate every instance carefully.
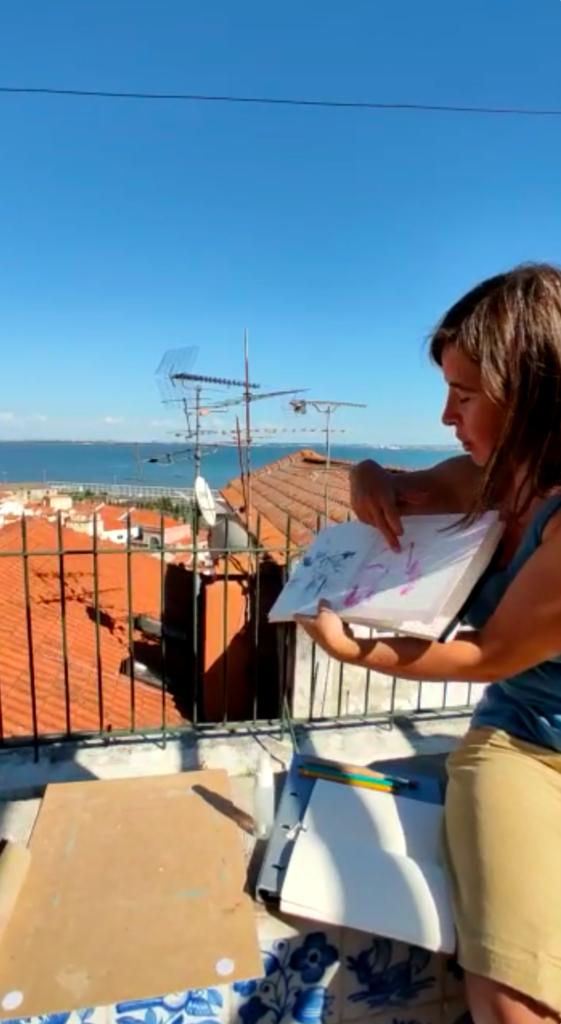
[97,504,127,532]
[127,508,183,531]
[0,519,183,738]
[221,449,407,558]
[66,503,184,535]
[69,500,103,517]
[221,448,356,554]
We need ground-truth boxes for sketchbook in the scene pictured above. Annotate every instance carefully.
[279,777,456,954]
[268,512,502,640]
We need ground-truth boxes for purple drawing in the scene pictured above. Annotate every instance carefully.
[399,542,421,596]
[343,562,390,608]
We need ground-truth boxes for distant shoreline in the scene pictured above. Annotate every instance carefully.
[0,440,456,488]
[0,438,461,452]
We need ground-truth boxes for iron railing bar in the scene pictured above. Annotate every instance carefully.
[0,654,5,744]
[336,661,345,718]
[159,512,167,748]
[56,512,72,736]
[363,644,373,716]
[126,513,136,733]
[91,514,104,735]
[20,516,40,760]
[303,512,324,724]
[278,514,293,735]
[389,675,398,727]
[308,641,317,722]
[417,679,423,713]
[251,513,262,724]
[281,692,299,753]
[191,504,200,725]
[221,539,230,726]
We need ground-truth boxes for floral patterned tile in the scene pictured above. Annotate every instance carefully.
[341,932,443,1021]
[106,986,230,1024]
[231,928,343,1024]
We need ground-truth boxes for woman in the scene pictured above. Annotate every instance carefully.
[296,263,561,1024]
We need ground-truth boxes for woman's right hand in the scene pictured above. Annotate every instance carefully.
[350,460,427,552]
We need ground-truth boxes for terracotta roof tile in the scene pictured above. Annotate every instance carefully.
[71,501,103,516]
[220,448,411,560]
[128,509,182,531]
[98,504,128,532]
[92,505,183,534]
[221,448,355,558]
[0,519,184,739]
[23,502,49,514]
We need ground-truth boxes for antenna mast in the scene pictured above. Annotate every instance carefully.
[155,340,309,537]
[290,398,367,520]
[155,346,258,488]
[244,329,252,525]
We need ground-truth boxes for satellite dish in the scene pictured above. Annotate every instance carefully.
[194,475,217,527]
[209,515,251,555]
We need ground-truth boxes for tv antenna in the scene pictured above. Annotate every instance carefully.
[155,338,308,534]
[236,329,310,524]
[290,398,367,520]
[155,346,256,483]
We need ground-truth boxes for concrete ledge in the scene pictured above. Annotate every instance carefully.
[0,713,468,801]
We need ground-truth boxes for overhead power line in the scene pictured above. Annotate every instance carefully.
[1,85,561,117]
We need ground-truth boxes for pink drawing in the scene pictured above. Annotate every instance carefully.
[343,562,390,608]
[344,583,366,608]
[399,542,421,596]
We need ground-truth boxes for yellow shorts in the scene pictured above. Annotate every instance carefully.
[444,727,561,1013]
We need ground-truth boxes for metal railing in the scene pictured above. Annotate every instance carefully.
[0,509,480,756]
[45,481,201,501]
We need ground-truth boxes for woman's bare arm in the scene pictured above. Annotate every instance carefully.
[388,454,482,515]
[297,511,561,683]
[351,454,483,549]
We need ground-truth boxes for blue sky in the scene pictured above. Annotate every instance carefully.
[1,0,561,445]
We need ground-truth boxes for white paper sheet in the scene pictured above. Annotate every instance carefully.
[280,779,456,954]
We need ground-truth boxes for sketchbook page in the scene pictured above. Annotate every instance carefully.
[339,512,500,628]
[385,515,503,638]
[433,515,504,624]
[280,779,455,953]
[268,522,378,622]
[281,850,455,953]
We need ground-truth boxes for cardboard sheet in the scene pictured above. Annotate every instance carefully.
[0,770,261,1020]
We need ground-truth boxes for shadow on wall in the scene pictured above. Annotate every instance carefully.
[201,564,282,722]
[121,560,284,725]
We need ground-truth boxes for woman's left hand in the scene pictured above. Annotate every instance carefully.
[294,601,359,660]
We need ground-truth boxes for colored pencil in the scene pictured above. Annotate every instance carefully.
[299,761,416,790]
[300,764,395,787]
[298,766,404,794]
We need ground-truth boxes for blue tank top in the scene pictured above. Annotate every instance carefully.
[466,492,561,752]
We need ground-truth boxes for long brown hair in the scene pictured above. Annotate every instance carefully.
[429,262,561,521]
